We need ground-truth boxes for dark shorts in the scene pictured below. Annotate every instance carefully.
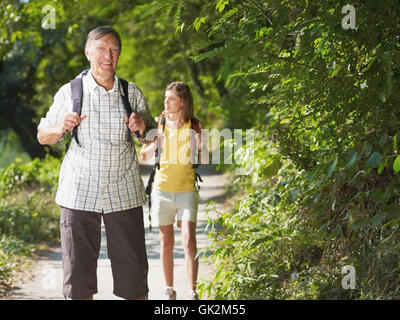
[60,206,148,300]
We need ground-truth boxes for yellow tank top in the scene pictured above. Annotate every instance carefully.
[154,121,196,193]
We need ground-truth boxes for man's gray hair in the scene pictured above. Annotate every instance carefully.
[85,25,122,51]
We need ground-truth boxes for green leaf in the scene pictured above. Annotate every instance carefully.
[329,65,342,78]
[345,151,359,170]
[371,212,387,228]
[350,218,368,230]
[308,167,320,182]
[216,0,229,13]
[327,155,338,177]
[193,17,206,31]
[363,143,372,158]
[374,189,385,203]
[384,203,400,220]
[393,155,400,173]
[262,157,282,178]
[379,134,388,148]
[378,157,387,174]
[348,170,365,187]
[365,152,382,169]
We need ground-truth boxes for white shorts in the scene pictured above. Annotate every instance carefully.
[151,188,199,227]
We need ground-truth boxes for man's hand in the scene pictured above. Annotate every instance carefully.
[125,112,145,137]
[60,112,86,134]
[38,112,86,146]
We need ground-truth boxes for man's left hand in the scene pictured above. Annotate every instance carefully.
[125,112,145,137]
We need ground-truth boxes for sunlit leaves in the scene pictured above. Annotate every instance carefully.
[216,0,229,13]
[393,155,400,173]
[193,16,205,31]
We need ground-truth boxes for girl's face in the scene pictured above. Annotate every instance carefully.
[164,89,184,115]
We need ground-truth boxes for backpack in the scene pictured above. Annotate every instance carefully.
[67,69,142,149]
[145,112,203,230]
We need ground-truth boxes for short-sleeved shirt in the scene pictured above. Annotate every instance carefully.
[39,70,156,213]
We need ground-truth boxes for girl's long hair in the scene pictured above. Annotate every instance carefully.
[166,82,194,123]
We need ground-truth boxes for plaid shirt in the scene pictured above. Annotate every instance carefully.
[39,71,156,213]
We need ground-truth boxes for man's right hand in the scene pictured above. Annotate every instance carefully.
[38,112,86,146]
[60,112,87,134]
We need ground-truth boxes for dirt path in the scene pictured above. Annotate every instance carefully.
[3,164,230,300]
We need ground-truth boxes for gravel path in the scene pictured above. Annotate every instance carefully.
[4,163,230,300]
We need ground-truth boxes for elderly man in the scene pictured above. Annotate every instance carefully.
[37,26,156,300]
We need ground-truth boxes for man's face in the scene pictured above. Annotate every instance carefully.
[85,33,120,79]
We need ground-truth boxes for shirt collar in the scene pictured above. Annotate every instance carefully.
[87,70,122,94]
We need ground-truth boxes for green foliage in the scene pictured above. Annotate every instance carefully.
[0,156,61,289]
[191,0,400,299]
[116,0,232,129]
[1,0,138,158]
[0,128,31,169]
[0,155,60,197]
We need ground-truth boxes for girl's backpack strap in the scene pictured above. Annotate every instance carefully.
[190,117,201,169]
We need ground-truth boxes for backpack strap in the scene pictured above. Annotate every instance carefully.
[190,117,201,169]
[70,75,85,146]
[120,79,143,139]
[154,112,166,169]
[120,78,132,117]
[68,73,142,150]
[190,117,203,190]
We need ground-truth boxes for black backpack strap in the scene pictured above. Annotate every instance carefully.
[190,117,201,169]
[195,171,203,191]
[120,78,132,117]
[67,70,89,150]
[145,166,157,232]
[70,77,84,146]
[120,78,142,139]
[154,113,166,170]
[190,117,203,190]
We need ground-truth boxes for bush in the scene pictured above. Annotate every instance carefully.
[200,138,400,300]
[0,155,61,289]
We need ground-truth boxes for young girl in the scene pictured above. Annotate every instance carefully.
[140,82,204,300]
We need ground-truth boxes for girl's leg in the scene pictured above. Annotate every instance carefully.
[180,220,198,291]
[159,224,175,287]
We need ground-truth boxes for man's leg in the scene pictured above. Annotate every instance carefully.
[103,206,149,300]
[60,207,102,300]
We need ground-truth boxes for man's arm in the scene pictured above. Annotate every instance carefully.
[37,84,86,146]
[37,113,86,145]
[126,83,157,142]
[37,122,65,146]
